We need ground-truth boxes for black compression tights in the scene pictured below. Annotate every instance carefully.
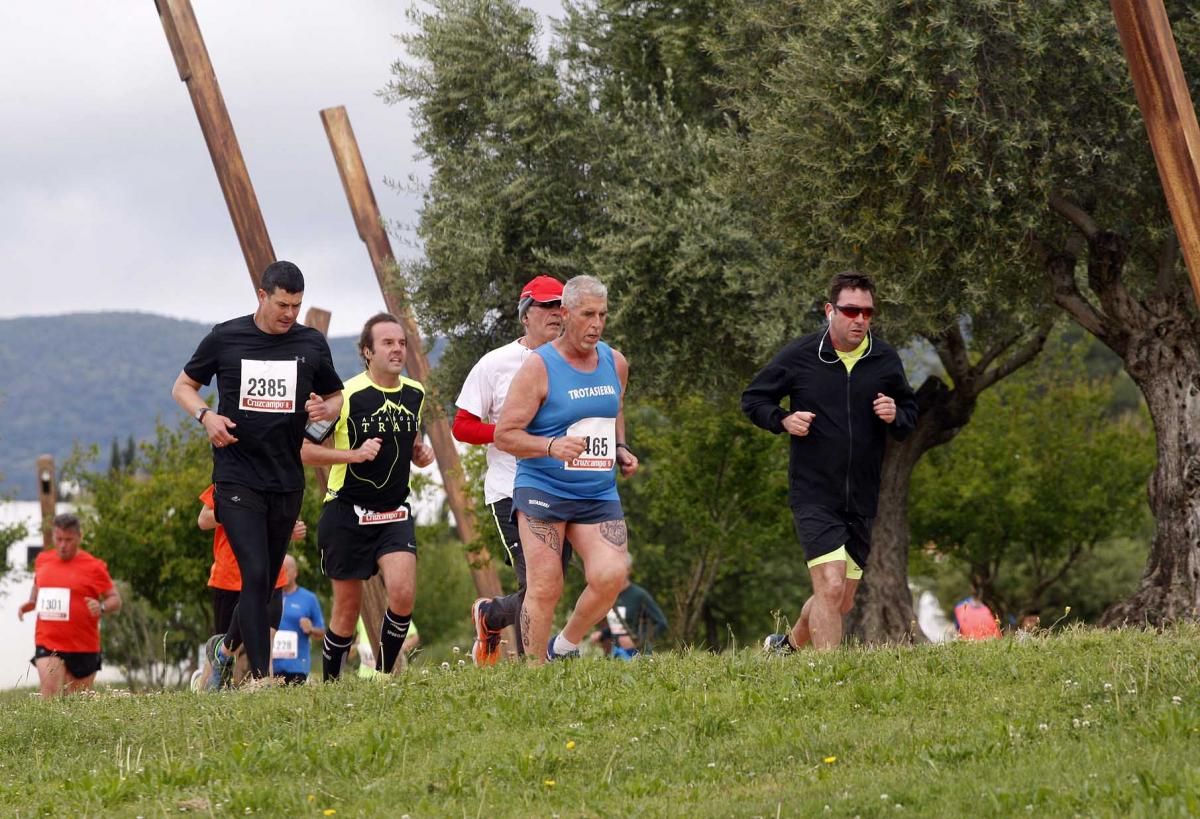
[215,485,302,678]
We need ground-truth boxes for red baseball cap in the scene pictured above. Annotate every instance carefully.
[519,275,564,304]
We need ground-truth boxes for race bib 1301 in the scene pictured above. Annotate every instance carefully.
[36,587,71,621]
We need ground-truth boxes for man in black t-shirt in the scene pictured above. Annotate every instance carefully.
[172,260,343,681]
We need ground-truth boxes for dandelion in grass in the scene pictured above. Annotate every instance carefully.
[1172,696,1183,705]
[307,795,315,802]
[441,662,450,670]
[452,646,461,655]
[823,756,837,764]
[323,810,336,816]
[1038,723,1049,731]
[544,779,556,787]
[566,740,576,750]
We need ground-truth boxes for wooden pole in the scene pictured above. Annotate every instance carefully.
[35,455,56,552]
[319,106,505,606]
[1111,0,1200,305]
[154,0,275,288]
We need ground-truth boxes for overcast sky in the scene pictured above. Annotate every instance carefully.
[0,1,562,337]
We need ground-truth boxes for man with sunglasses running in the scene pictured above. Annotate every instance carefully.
[742,271,917,651]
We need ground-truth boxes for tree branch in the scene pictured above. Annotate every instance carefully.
[1049,192,1099,239]
[1046,248,1109,342]
[1156,233,1179,297]
[937,323,973,387]
[975,321,1052,393]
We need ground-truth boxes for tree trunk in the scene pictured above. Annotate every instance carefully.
[1101,329,1200,624]
[845,375,976,643]
[1044,210,1200,626]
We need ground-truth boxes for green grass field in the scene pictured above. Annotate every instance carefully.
[1,626,1197,817]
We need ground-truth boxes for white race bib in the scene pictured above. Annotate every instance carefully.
[238,359,298,413]
[563,417,617,471]
[606,605,628,636]
[36,587,71,621]
[354,505,409,526]
[272,629,299,660]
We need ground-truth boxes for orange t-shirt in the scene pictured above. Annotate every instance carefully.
[33,548,114,653]
[200,485,287,591]
[954,599,1001,641]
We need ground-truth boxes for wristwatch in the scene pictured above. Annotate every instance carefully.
[194,407,210,424]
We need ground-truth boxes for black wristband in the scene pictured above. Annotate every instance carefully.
[616,442,634,456]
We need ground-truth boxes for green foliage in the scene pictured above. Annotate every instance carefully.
[710,0,1071,343]
[909,339,1155,620]
[2,628,1199,815]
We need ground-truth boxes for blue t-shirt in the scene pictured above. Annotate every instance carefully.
[515,341,621,501]
[273,586,325,675]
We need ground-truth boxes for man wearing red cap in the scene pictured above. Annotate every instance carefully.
[454,275,571,664]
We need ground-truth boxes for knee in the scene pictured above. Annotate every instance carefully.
[386,586,414,615]
[525,572,562,605]
[815,578,848,606]
[587,555,627,595]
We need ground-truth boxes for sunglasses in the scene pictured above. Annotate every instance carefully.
[833,304,875,320]
[533,300,562,309]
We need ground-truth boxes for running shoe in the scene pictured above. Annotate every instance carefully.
[188,668,205,693]
[201,633,233,690]
[762,633,796,655]
[545,633,580,662]
[470,598,503,667]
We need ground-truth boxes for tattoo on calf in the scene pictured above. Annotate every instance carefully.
[528,518,563,555]
[599,519,628,548]
[520,607,532,655]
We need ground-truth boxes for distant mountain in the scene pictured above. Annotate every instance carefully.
[0,312,437,500]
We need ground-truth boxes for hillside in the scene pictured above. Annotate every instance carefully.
[0,312,398,499]
[1,627,1197,815]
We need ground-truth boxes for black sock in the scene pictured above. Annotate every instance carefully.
[379,609,412,673]
[322,629,354,681]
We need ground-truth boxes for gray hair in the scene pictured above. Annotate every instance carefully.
[52,513,81,533]
[562,275,607,310]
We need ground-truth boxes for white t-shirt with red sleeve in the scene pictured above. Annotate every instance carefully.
[454,340,532,504]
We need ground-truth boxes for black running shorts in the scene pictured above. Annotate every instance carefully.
[318,497,416,580]
[32,645,102,679]
[790,504,873,570]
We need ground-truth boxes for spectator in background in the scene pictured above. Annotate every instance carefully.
[271,555,325,684]
[953,595,1001,641]
[592,557,668,658]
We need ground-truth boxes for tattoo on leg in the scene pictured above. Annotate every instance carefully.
[528,518,562,555]
[599,519,628,548]
[520,607,532,656]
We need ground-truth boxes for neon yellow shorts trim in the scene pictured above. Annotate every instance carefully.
[806,546,863,580]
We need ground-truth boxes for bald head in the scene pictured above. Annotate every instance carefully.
[283,554,298,586]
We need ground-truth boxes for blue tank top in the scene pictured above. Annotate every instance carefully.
[514,341,621,500]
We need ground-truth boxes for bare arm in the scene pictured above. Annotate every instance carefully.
[173,370,238,446]
[300,438,381,466]
[494,356,556,458]
[17,582,37,620]
[612,350,638,477]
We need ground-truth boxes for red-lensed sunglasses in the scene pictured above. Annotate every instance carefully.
[833,304,875,320]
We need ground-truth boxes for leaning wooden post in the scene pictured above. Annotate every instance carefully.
[35,455,57,552]
[319,106,504,609]
[154,0,275,288]
[1111,0,1200,305]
